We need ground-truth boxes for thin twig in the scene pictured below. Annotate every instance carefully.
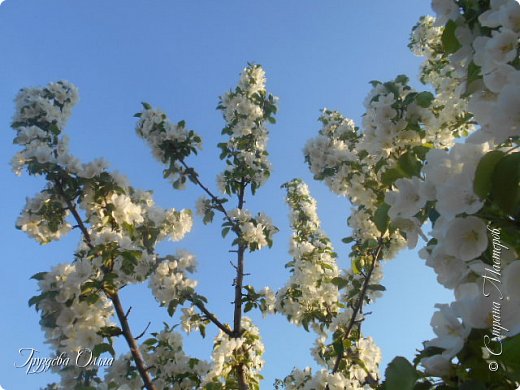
[54,179,93,248]
[331,240,384,375]
[179,159,237,228]
[135,322,152,340]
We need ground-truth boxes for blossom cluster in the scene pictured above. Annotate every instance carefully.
[299,1,520,386]
[80,176,193,245]
[217,64,278,195]
[12,80,78,133]
[28,262,115,388]
[276,179,385,388]
[135,103,202,189]
[282,336,381,390]
[12,80,203,389]
[138,325,211,389]
[281,368,360,390]
[103,352,143,389]
[224,207,278,251]
[393,0,520,378]
[32,263,114,354]
[203,318,264,389]
[16,189,72,244]
[149,250,198,311]
[305,107,408,256]
[414,0,520,146]
[276,179,340,327]
[10,81,116,179]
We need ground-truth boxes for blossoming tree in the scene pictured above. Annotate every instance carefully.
[9,0,520,389]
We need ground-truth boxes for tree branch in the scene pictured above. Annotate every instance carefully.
[179,159,237,228]
[233,180,248,390]
[192,300,233,337]
[135,321,152,340]
[111,293,156,390]
[331,240,384,375]
[54,177,156,390]
[54,179,93,248]
[176,162,249,388]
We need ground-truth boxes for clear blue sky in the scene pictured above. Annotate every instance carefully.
[0,1,452,388]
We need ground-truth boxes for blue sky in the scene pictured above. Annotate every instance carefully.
[0,1,453,388]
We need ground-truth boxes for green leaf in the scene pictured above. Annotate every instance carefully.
[351,258,362,275]
[48,123,60,136]
[398,151,422,177]
[464,61,482,96]
[244,302,254,313]
[30,272,48,281]
[384,356,419,390]
[28,295,43,308]
[320,262,334,271]
[497,333,520,381]
[413,144,433,160]
[381,167,406,186]
[221,227,231,238]
[491,152,520,214]
[330,277,349,290]
[142,102,152,110]
[459,381,487,390]
[28,290,58,310]
[97,326,123,338]
[412,381,433,390]
[441,20,461,54]
[332,339,344,356]
[474,150,505,199]
[366,238,379,248]
[206,382,224,390]
[373,203,390,234]
[415,91,434,108]
[92,343,115,358]
[143,338,157,347]
[368,284,386,291]
[428,208,440,224]
[167,300,178,317]
[203,209,215,225]
[341,236,354,244]
[395,74,409,84]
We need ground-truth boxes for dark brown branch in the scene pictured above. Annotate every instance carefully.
[233,180,248,390]
[192,300,233,337]
[135,321,152,340]
[54,180,93,249]
[179,159,237,228]
[177,162,249,388]
[111,293,156,390]
[53,177,156,390]
[233,245,246,338]
[236,364,247,390]
[233,179,246,337]
[331,241,384,375]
